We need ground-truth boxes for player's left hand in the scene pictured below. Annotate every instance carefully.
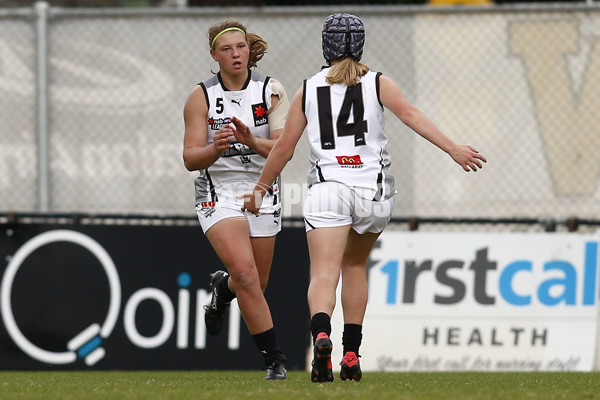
[450,144,487,172]
[231,116,256,149]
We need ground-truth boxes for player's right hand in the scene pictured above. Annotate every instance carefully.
[213,126,234,154]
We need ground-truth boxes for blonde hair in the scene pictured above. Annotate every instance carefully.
[326,57,370,86]
[208,20,268,69]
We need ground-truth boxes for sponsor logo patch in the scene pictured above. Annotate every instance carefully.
[208,116,231,130]
[197,201,216,218]
[336,155,364,168]
[252,103,268,127]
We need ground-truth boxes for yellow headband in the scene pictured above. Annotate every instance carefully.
[211,27,246,48]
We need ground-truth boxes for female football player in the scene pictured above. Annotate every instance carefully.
[238,13,486,382]
[183,19,289,380]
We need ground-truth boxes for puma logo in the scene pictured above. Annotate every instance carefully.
[231,99,242,107]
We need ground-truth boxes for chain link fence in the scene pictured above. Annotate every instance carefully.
[1,2,600,224]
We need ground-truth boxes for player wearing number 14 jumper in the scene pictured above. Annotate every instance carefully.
[239,12,486,382]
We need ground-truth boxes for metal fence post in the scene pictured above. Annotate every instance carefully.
[35,1,49,212]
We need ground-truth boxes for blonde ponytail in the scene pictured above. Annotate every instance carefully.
[326,57,370,86]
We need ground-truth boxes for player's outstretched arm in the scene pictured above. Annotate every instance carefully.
[379,75,486,172]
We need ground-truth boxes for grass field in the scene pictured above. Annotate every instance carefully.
[1,371,600,400]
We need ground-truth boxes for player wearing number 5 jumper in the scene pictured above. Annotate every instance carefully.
[239,13,486,382]
[182,19,289,380]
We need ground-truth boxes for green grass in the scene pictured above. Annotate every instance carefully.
[1,371,600,400]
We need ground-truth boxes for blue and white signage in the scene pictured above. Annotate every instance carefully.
[328,232,600,372]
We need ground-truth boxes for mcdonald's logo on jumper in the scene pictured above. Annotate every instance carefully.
[336,155,364,168]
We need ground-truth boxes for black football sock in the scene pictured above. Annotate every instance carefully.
[217,274,235,303]
[310,312,331,344]
[342,323,362,356]
[252,327,286,366]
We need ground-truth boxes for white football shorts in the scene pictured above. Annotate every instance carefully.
[196,202,281,237]
[303,181,395,234]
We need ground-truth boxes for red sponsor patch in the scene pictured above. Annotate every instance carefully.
[253,105,266,117]
[252,103,268,127]
[336,155,363,165]
[200,201,216,208]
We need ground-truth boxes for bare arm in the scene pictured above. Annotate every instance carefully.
[236,86,306,214]
[230,93,285,158]
[182,85,234,171]
[379,75,487,172]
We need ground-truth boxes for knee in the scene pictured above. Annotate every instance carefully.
[312,270,340,287]
[342,258,367,271]
[230,266,260,292]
